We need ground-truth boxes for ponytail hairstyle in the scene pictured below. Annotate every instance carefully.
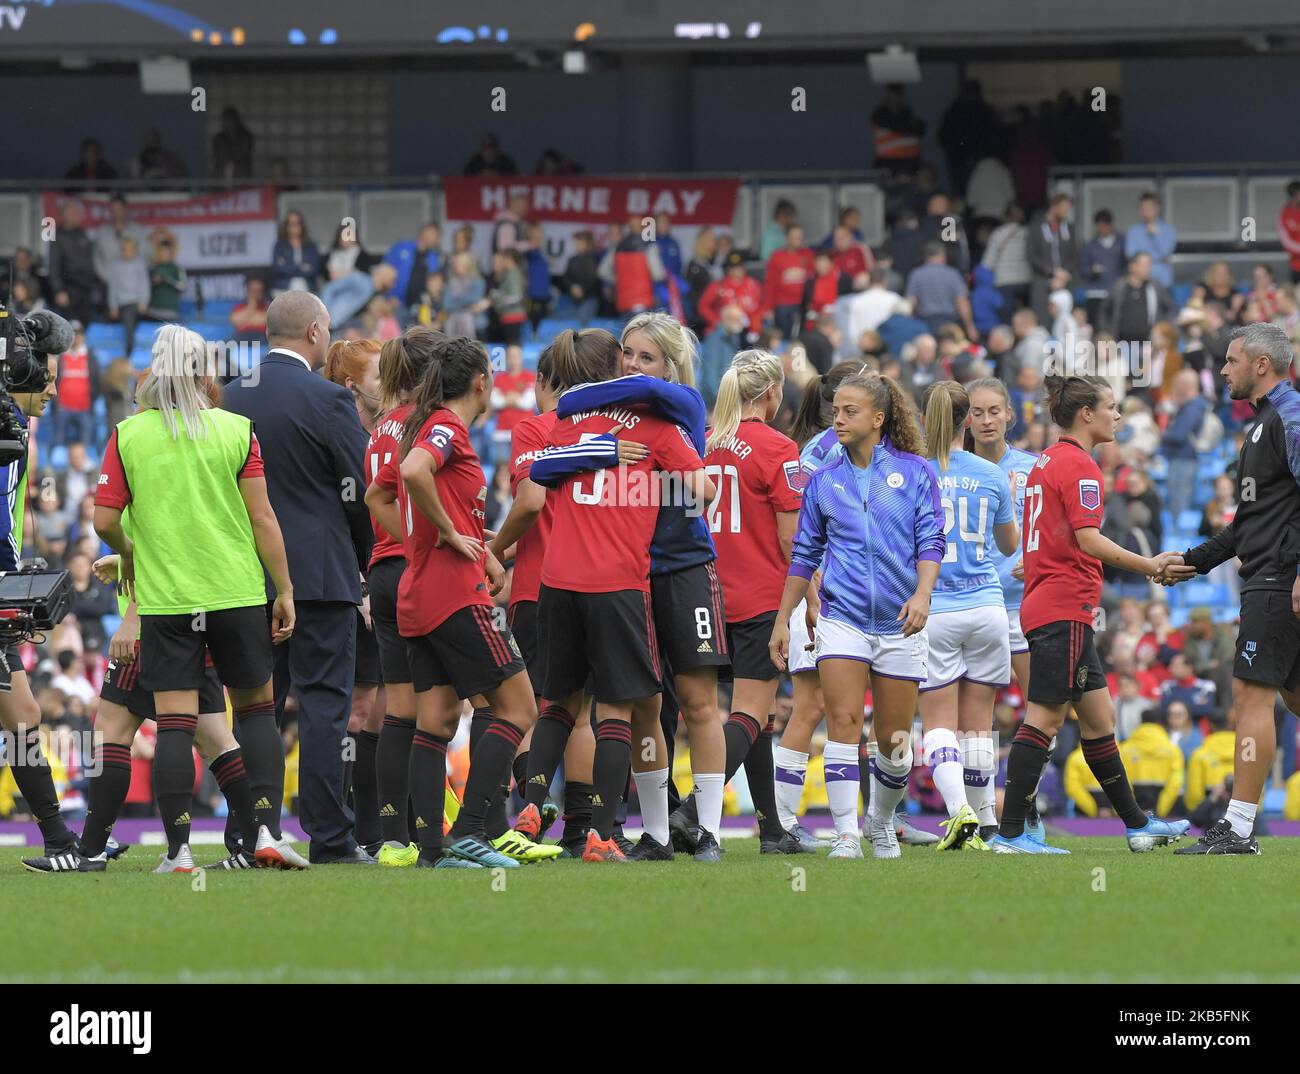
[399,336,491,458]
[706,349,784,455]
[921,380,970,470]
[835,371,925,456]
[962,375,1012,451]
[790,359,873,447]
[621,311,699,388]
[1043,374,1110,430]
[379,326,447,413]
[544,327,621,392]
[137,324,214,441]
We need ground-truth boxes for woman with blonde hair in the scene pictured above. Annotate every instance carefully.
[692,349,808,851]
[70,325,301,872]
[917,380,1019,850]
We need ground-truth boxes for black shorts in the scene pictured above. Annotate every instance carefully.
[102,644,226,720]
[508,600,543,687]
[650,562,731,675]
[538,583,661,704]
[404,603,526,698]
[368,556,411,685]
[1234,589,1300,690]
[139,605,274,693]
[354,608,382,686]
[723,611,780,682]
[0,643,21,692]
[1025,620,1106,705]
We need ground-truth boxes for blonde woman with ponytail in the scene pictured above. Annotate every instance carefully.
[917,381,1020,851]
[694,351,809,853]
[532,312,732,861]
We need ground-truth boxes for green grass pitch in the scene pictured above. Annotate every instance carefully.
[4,838,1298,984]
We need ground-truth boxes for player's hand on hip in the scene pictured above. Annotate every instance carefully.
[445,532,485,562]
[271,593,295,644]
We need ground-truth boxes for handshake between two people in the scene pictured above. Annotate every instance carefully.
[1148,551,1198,587]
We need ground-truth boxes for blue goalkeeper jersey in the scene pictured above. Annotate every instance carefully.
[538,375,715,576]
[991,444,1037,611]
[929,449,1015,614]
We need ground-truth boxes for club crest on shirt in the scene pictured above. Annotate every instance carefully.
[1015,471,1028,487]
[1251,423,1263,443]
[886,472,904,489]
[1078,478,1101,511]
[784,459,806,492]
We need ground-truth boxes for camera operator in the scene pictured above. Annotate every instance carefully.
[0,311,80,860]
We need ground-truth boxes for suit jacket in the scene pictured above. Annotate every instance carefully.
[223,350,371,603]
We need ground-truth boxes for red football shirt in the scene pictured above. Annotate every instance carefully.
[507,410,557,608]
[365,404,410,568]
[704,418,802,623]
[1019,437,1105,635]
[375,408,490,636]
[541,405,706,594]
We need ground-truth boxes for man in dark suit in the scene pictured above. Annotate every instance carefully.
[224,291,374,864]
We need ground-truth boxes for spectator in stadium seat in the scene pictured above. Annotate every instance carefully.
[871,84,925,177]
[1160,367,1210,518]
[1192,261,1245,321]
[827,225,872,296]
[65,552,115,651]
[1079,209,1125,329]
[47,202,98,329]
[384,224,442,309]
[760,200,797,263]
[326,224,378,285]
[1102,252,1174,352]
[843,268,905,352]
[966,155,1016,233]
[131,128,188,183]
[101,355,132,434]
[64,138,118,189]
[1124,191,1177,290]
[905,241,976,340]
[1007,361,1041,441]
[1164,701,1202,763]
[1183,708,1233,815]
[918,192,970,275]
[489,249,528,344]
[898,332,940,406]
[699,304,748,409]
[443,252,490,338]
[1248,263,1279,321]
[222,290,374,865]
[562,231,601,328]
[490,344,534,465]
[463,132,518,177]
[802,252,841,332]
[212,107,254,181]
[1,247,46,308]
[799,313,840,378]
[1113,673,1147,741]
[1181,605,1236,699]
[52,326,100,449]
[1159,653,1218,719]
[1120,709,1184,816]
[980,201,1030,314]
[523,222,552,332]
[105,237,150,358]
[883,209,924,284]
[697,251,762,336]
[323,262,398,330]
[230,277,270,345]
[1026,192,1076,327]
[1276,180,1300,285]
[270,211,322,294]
[1063,744,1107,816]
[146,238,185,323]
[93,195,143,286]
[764,225,815,339]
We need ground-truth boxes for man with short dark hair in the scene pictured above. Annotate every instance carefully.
[905,240,976,339]
[223,291,374,864]
[1102,252,1174,351]
[1174,322,1300,854]
[1079,208,1124,328]
[1125,191,1177,290]
[1026,193,1076,327]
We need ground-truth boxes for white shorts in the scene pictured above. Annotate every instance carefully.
[813,615,928,682]
[788,600,817,675]
[919,605,1012,691]
[1008,606,1028,654]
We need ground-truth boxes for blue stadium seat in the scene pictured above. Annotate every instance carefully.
[1168,607,1191,629]
[102,614,122,639]
[1176,509,1202,532]
[1178,580,1225,606]
[1171,283,1193,308]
